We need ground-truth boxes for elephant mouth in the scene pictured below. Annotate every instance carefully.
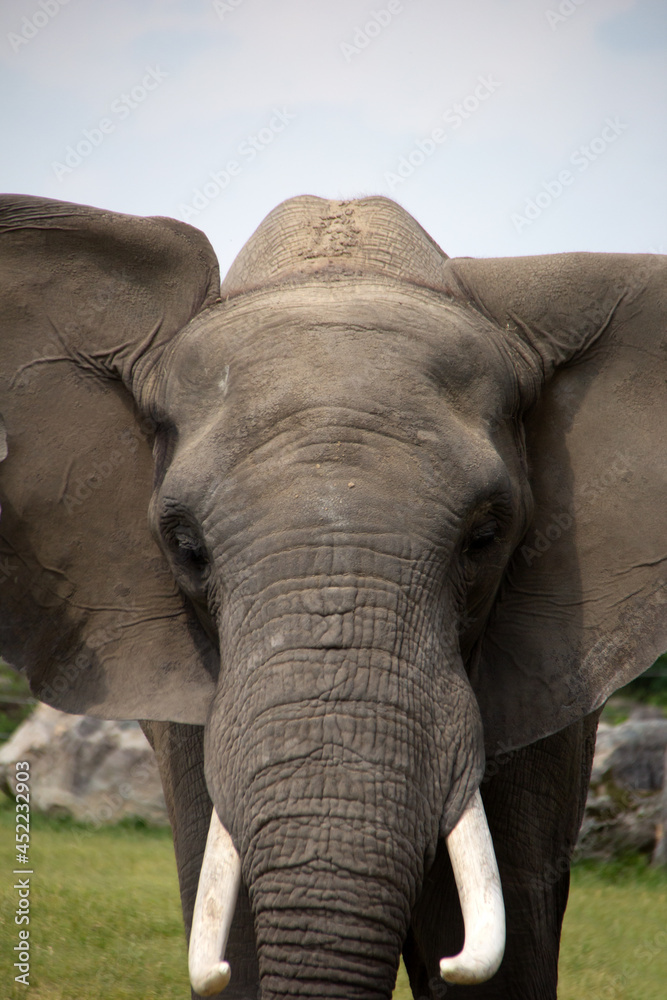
[188,794,505,995]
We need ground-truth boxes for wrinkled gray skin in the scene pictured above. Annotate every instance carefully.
[1,194,665,1000]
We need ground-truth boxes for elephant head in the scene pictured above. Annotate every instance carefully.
[1,194,665,999]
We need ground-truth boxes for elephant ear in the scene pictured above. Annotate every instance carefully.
[0,195,220,723]
[445,252,667,753]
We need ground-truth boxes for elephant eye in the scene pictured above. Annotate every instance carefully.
[160,505,210,581]
[173,526,201,551]
[172,527,209,571]
[466,519,499,554]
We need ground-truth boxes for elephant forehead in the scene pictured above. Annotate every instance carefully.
[164,280,509,427]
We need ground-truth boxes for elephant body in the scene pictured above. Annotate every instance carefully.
[1,193,665,998]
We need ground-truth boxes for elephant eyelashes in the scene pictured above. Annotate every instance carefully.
[176,531,208,564]
[465,519,499,554]
[174,527,206,557]
[160,510,210,585]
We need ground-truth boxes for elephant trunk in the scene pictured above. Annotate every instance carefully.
[224,706,427,999]
[245,809,416,999]
[199,549,501,994]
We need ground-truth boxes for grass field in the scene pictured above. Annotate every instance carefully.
[1,801,666,999]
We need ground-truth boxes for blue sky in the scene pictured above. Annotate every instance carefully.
[1,0,665,275]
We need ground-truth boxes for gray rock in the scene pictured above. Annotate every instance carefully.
[0,704,167,825]
[576,718,667,863]
[591,719,667,790]
[575,789,661,861]
[651,746,667,866]
[628,703,666,722]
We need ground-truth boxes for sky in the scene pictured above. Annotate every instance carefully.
[1,0,665,276]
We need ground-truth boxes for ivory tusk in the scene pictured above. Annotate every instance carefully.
[189,809,241,996]
[440,789,506,985]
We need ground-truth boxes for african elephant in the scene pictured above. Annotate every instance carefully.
[0,192,665,1000]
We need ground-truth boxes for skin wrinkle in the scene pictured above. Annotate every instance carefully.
[220,542,449,583]
[245,816,422,879]
[229,409,442,473]
[218,631,465,727]
[247,852,416,903]
[228,435,468,512]
[255,877,411,917]
[255,882,409,920]
[9,353,76,385]
[50,599,146,613]
[258,873,409,908]
[221,565,454,639]
[163,286,515,435]
[235,578,441,640]
[611,555,667,574]
[56,456,76,503]
[231,700,458,780]
[230,572,418,614]
[226,696,474,868]
[222,656,462,756]
[223,584,464,696]
[242,789,433,847]
[220,532,480,884]
[225,417,501,499]
[560,294,625,368]
[227,693,452,767]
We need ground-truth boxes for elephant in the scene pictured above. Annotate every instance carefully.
[0,192,665,1000]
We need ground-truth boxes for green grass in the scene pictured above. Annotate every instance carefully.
[558,858,667,1000]
[0,661,34,743]
[2,802,667,999]
[0,802,189,999]
[622,652,667,706]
